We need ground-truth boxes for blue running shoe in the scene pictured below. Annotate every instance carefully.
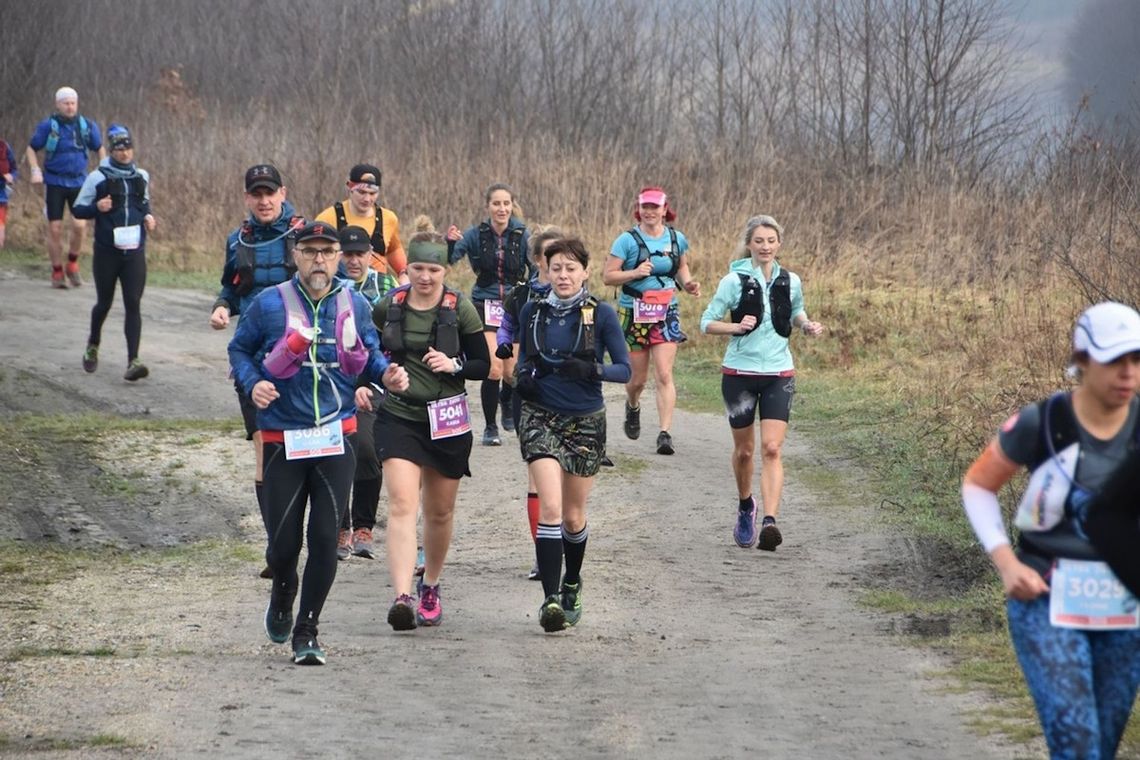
[734,497,757,548]
[264,583,295,644]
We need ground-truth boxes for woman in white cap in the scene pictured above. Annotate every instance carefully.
[961,301,1140,759]
[602,186,700,456]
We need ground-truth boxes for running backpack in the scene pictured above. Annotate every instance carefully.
[380,285,461,360]
[333,201,386,255]
[516,296,599,401]
[621,227,681,300]
[474,223,528,290]
[44,116,91,160]
[730,270,792,337]
[232,216,304,297]
[262,282,368,379]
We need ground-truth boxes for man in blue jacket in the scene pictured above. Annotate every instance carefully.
[210,163,305,578]
[228,221,408,664]
[25,86,104,289]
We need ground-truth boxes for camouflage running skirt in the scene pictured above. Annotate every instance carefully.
[518,402,607,477]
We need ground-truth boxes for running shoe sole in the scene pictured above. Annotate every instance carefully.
[352,545,375,559]
[292,647,326,665]
[656,434,674,455]
[264,601,292,644]
[539,598,566,632]
[388,601,417,631]
[758,523,783,551]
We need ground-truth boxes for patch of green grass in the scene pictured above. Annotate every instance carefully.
[0,732,134,751]
[2,645,118,663]
[607,453,649,476]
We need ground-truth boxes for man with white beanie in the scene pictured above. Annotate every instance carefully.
[26,86,105,289]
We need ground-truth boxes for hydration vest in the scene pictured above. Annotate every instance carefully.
[45,116,91,160]
[475,223,527,290]
[522,297,599,363]
[730,270,792,337]
[96,166,147,211]
[380,285,461,360]
[232,215,303,297]
[621,227,680,300]
[1018,393,1140,562]
[333,201,386,255]
[262,282,368,379]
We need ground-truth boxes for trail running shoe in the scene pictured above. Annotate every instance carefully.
[414,546,425,576]
[264,584,296,644]
[336,529,353,561]
[623,402,640,440]
[123,360,149,382]
[734,497,758,548]
[351,527,375,559]
[292,629,326,665]
[388,593,417,631]
[65,262,83,287]
[416,583,443,627]
[51,271,68,289]
[758,518,783,552]
[527,560,540,581]
[539,594,566,632]
[82,344,98,373]
[501,400,515,432]
[656,430,674,455]
[560,580,583,627]
[482,426,502,446]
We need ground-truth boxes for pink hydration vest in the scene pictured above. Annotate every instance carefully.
[262,281,369,379]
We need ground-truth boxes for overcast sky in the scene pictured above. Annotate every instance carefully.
[1013,0,1083,118]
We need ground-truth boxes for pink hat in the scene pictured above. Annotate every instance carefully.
[637,188,668,206]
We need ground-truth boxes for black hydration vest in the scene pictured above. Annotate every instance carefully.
[730,270,792,337]
[621,227,681,300]
[333,201,385,255]
[380,285,461,360]
[522,297,599,363]
[232,216,302,297]
[475,223,527,290]
[1018,393,1140,565]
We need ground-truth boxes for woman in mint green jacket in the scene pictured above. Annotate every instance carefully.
[700,215,824,553]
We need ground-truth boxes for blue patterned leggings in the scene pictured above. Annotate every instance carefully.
[1007,596,1140,759]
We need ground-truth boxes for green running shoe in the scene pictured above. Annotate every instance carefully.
[292,630,326,665]
[539,594,566,633]
[560,580,582,627]
[82,344,98,373]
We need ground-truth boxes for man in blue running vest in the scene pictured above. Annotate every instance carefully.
[26,86,104,289]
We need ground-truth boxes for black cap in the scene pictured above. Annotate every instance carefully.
[295,221,339,244]
[244,164,283,192]
[339,225,371,253]
[348,163,382,187]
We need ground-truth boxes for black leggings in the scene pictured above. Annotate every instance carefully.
[88,241,147,362]
[262,435,356,630]
[341,405,382,531]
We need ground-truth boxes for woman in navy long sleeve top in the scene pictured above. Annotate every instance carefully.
[513,237,630,633]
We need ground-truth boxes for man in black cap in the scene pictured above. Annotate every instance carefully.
[315,163,407,285]
[210,163,305,578]
[229,220,408,664]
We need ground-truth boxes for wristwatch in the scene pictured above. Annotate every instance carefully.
[451,357,464,375]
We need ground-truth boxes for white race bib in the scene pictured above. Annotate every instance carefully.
[283,419,345,460]
[1049,559,1140,630]
[113,224,142,251]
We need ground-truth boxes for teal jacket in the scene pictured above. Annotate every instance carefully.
[699,258,805,374]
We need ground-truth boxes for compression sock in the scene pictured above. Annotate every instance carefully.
[481,379,500,428]
[739,496,753,511]
[500,382,513,408]
[561,523,589,586]
[526,492,539,542]
[536,522,564,598]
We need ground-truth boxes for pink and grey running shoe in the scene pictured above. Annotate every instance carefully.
[417,583,443,627]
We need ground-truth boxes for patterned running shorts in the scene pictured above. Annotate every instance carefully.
[518,403,607,477]
[617,302,687,351]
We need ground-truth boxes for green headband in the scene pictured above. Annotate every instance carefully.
[406,240,448,266]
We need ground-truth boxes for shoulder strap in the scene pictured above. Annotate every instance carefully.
[371,207,386,255]
[333,202,348,230]
[45,117,61,157]
[275,281,311,331]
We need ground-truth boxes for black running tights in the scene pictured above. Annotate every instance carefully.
[262,435,356,629]
[88,241,147,362]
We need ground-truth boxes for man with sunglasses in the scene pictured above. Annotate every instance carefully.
[315,163,408,285]
[229,221,408,665]
[334,225,400,561]
[210,163,305,579]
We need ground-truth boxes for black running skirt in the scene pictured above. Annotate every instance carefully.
[374,408,472,479]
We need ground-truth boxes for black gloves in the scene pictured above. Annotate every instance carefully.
[495,343,514,359]
[557,357,599,380]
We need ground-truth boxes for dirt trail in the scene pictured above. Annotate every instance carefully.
[0,270,1037,759]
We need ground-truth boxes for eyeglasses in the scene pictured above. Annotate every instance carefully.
[296,247,340,260]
